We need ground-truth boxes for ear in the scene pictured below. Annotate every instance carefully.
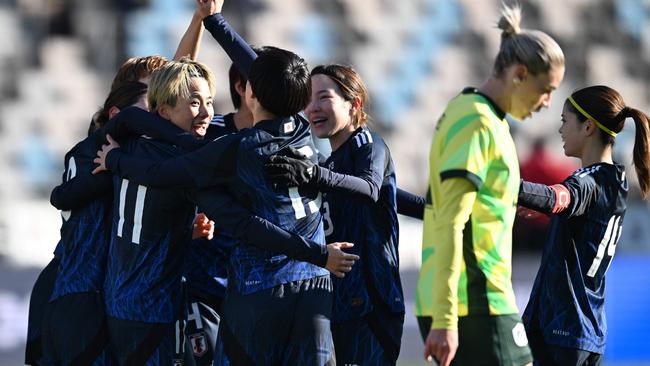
[157,104,172,120]
[235,80,246,97]
[512,64,529,84]
[584,119,598,136]
[349,96,362,116]
[107,106,121,120]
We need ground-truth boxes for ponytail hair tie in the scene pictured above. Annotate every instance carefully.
[621,106,632,118]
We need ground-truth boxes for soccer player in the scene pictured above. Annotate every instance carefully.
[40,81,148,366]
[93,3,355,363]
[265,64,404,365]
[518,85,650,365]
[25,4,209,363]
[101,58,217,365]
[415,4,565,365]
[182,50,266,366]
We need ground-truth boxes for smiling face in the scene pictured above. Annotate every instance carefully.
[160,77,214,137]
[559,102,586,158]
[510,64,565,120]
[305,74,355,141]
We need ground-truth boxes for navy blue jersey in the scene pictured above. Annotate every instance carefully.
[214,116,329,294]
[105,116,327,296]
[522,163,628,354]
[104,135,196,323]
[323,127,403,322]
[50,130,113,301]
[204,112,236,141]
[184,112,237,300]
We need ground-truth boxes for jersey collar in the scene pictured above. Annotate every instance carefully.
[461,87,506,120]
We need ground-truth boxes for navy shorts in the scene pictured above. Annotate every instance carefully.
[107,316,185,366]
[184,291,221,366]
[332,309,404,365]
[25,257,59,365]
[41,291,112,365]
[213,275,335,366]
[528,328,602,366]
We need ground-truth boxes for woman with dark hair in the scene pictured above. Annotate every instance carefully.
[41,81,149,366]
[266,63,404,365]
[519,85,650,365]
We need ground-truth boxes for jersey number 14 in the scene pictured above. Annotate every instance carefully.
[587,215,622,277]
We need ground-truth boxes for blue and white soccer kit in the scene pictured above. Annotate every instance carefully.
[520,163,628,362]
[318,127,404,365]
[41,130,114,366]
[104,134,196,366]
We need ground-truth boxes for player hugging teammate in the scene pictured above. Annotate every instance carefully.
[28,1,650,366]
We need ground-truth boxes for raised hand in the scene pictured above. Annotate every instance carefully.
[196,0,224,18]
[325,242,359,278]
[92,134,120,174]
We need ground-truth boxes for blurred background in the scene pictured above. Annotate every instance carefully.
[0,0,649,364]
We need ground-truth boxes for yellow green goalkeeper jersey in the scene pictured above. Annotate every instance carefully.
[416,88,520,328]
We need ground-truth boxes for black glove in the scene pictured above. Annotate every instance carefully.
[264,147,319,187]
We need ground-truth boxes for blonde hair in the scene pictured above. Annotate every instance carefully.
[147,57,216,112]
[493,2,564,76]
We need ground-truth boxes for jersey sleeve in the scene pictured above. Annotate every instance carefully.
[50,135,113,211]
[197,188,328,267]
[396,188,425,219]
[439,116,491,189]
[203,13,258,78]
[105,134,241,189]
[103,107,206,152]
[561,173,598,218]
[429,178,476,330]
[51,170,112,211]
[314,133,386,202]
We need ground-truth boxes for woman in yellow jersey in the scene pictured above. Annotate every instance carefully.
[416,3,565,366]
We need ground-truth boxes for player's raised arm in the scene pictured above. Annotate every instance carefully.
[201,0,258,78]
[173,0,212,61]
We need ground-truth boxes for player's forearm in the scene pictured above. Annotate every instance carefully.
[106,149,195,188]
[198,189,328,266]
[237,217,328,267]
[203,13,257,78]
[104,107,206,152]
[50,172,112,211]
[519,180,570,214]
[314,166,380,202]
[396,188,425,219]
[431,178,476,330]
[173,11,204,61]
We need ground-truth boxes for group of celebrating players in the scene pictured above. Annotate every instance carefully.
[23,0,650,365]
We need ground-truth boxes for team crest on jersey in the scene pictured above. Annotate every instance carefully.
[190,332,208,357]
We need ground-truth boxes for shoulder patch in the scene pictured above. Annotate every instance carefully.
[353,129,373,148]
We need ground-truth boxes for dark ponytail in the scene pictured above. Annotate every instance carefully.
[627,107,650,198]
[566,85,650,198]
